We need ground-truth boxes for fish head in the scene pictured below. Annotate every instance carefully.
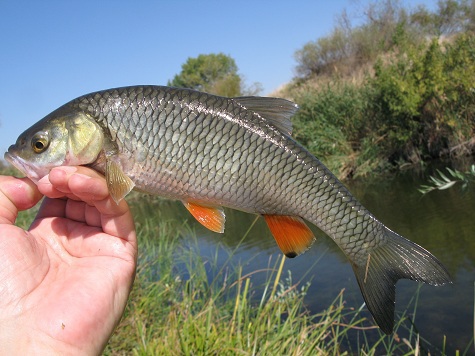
[4,111,104,182]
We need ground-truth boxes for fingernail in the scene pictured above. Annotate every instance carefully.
[38,175,50,184]
[73,173,92,180]
[55,166,77,174]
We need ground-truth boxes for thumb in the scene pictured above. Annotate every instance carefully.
[0,176,43,225]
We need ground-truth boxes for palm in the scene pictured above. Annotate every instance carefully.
[0,167,137,354]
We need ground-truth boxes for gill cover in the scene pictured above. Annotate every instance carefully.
[64,113,104,165]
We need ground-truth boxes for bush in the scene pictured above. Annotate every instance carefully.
[367,33,475,163]
[289,31,475,179]
[292,83,369,177]
[294,0,475,80]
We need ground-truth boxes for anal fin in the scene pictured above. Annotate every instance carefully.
[183,202,225,233]
[263,215,315,258]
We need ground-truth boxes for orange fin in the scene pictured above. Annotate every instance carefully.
[183,202,225,233]
[263,215,315,258]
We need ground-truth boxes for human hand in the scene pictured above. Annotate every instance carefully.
[0,166,137,354]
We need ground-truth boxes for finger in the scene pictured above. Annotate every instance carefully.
[36,166,100,222]
[37,197,103,228]
[67,171,111,203]
[38,166,136,243]
[37,166,102,199]
[83,203,102,227]
[65,200,102,228]
[0,176,43,225]
[36,166,75,197]
[65,199,87,224]
[66,171,136,242]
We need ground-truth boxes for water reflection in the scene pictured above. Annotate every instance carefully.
[130,170,474,353]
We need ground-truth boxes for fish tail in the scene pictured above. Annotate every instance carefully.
[351,227,451,334]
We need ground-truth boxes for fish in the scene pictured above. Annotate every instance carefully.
[5,85,451,334]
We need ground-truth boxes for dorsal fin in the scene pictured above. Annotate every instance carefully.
[263,215,315,258]
[234,96,298,135]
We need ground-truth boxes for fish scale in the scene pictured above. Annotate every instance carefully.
[5,85,451,334]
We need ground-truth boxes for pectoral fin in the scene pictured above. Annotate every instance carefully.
[263,215,315,258]
[105,160,135,204]
[183,202,226,233]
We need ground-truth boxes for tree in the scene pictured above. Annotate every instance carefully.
[294,0,411,78]
[168,53,242,97]
[293,0,475,79]
[411,0,474,36]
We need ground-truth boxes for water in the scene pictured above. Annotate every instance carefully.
[132,169,474,354]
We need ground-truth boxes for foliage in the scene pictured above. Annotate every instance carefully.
[288,0,475,179]
[295,0,475,79]
[291,83,371,177]
[367,33,475,165]
[0,160,21,176]
[294,0,411,78]
[294,27,352,78]
[411,0,474,36]
[168,53,241,96]
[419,164,475,194]
[168,53,261,97]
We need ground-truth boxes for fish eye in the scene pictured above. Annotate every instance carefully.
[31,132,50,153]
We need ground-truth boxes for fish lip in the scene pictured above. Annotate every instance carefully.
[4,151,41,181]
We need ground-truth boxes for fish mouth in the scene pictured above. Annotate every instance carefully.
[4,151,42,182]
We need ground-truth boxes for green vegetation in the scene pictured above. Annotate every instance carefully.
[282,0,475,179]
[419,164,475,193]
[168,53,262,97]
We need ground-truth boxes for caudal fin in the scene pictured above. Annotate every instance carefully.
[351,227,451,334]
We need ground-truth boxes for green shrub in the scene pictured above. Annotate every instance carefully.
[289,31,475,178]
[367,33,475,163]
[292,83,368,177]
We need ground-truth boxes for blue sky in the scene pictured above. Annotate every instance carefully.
[0,1,436,156]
